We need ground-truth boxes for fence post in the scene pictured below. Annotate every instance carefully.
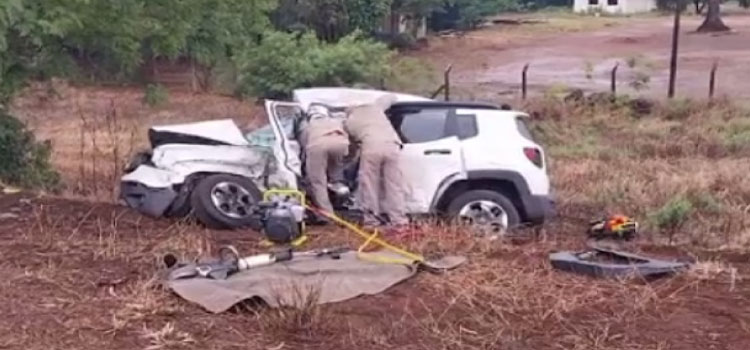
[444,64,453,101]
[611,63,619,95]
[709,61,718,100]
[668,0,683,98]
[522,63,530,100]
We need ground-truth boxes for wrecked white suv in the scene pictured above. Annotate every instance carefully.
[120,88,554,232]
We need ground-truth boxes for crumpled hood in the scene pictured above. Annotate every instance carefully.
[149,119,249,147]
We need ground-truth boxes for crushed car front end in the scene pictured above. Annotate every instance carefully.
[119,119,280,219]
[120,160,184,217]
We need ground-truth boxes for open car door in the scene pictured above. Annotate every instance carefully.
[263,100,304,189]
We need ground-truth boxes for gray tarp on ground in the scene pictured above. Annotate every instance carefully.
[165,251,417,313]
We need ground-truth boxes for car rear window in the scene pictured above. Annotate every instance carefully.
[515,116,535,141]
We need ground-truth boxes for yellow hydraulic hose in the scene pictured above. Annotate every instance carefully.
[262,188,424,266]
[305,205,425,266]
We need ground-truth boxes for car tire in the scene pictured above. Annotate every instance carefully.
[446,190,521,231]
[190,174,263,229]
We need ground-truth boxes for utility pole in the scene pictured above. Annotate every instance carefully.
[668,0,682,98]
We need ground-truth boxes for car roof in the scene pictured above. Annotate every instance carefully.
[390,101,528,118]
[292,88,430,110]
[291,88,523,115]
[390,101,502,110]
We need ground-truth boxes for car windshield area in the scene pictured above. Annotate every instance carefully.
[245,124,276,148]
[244,104,305,148]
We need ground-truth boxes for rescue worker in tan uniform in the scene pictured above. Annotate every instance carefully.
[299,104,349,215]
[344,94,408,228]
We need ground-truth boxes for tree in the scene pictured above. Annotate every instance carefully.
[272,0,392,42]
[234,31,394,98]
[0,0,68,189]
[697,0,731,32]
[430,0,518,31]
[62,0,150,79]
[182,0,275,90]
[1,0,82,102]
[345,0,392,35]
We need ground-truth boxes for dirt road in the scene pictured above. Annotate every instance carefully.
[419,13,750,101]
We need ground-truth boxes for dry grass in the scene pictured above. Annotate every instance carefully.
[522,96,750,249]
[377,239,724,350]
[1,193,748,350]
[110,277,183,335]
[255,282,336,345]
[140,322,196,350]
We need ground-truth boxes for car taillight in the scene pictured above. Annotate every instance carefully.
[524,147,543,168]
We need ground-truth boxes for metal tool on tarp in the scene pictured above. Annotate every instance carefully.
[166,246,349,280]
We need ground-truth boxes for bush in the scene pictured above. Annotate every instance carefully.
[234,31,395,98]
[143,84,169,107]
[0,109,60,190]
[385,57,437,95]
[650,196,693,244]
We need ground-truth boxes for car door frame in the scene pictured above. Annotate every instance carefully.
[264,100,305,189]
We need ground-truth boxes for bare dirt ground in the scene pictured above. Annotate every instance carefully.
[1,192,749,350]
[416,12,750,101]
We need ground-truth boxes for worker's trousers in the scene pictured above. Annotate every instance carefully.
[357,142,408,226]
[306,137,349,214]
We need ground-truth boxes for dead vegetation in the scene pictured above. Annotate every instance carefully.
[522,95,750,250]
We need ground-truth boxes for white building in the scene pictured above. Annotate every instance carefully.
[573,0,657,15]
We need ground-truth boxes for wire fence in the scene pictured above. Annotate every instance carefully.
[430,61,725,102]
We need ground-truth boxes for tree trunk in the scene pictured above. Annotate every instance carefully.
[697,0,730,32]
[190,57,198,93]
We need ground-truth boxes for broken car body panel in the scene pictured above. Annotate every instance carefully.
[150,119,251,146]
[549,247,691,279]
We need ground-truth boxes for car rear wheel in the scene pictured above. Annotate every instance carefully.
[191,174,262,229]
[446,190,521,236]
